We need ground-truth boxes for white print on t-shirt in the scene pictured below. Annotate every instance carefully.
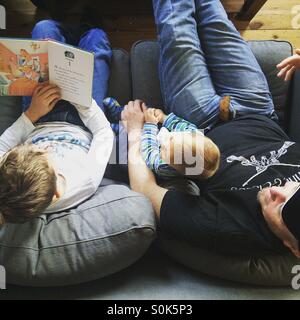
[230,171,300,192]
[227,141,300,187]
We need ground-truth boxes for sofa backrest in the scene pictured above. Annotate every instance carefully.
[0,40,294,137]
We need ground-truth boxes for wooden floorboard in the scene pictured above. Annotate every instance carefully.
[0,0,299,50]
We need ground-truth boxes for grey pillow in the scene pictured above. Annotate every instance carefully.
[0,183,156,287]
[158,233,299,287]
[0,96,22,134]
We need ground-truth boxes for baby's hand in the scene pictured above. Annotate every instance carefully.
[154,108,167,123]
[144,108,160,124]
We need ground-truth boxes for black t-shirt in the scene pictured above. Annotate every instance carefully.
[160,115,300,256]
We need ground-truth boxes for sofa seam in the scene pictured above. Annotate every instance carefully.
[0,225,156,252]
[130,40,157,99]
[51,194,151,216]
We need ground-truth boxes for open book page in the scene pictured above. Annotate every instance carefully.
[0,39,48,96]
[48,41,94,106]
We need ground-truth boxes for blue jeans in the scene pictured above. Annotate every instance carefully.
[23,20,112,126]
[153,0,276,130]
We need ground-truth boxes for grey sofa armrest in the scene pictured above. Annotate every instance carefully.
[288,71,300,142]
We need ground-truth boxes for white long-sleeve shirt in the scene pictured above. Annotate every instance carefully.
[0,100,114,213]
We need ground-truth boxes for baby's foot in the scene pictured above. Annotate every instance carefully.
[103,97,124,123]
[219,96,231,122]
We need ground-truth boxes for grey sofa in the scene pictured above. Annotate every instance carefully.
[1,40,300,299]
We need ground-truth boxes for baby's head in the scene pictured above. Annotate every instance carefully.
[159,129,220,179]
[0,145,57,226]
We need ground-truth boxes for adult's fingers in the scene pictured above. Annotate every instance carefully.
[277,55,298,69]
[277,64,293,79]
[284,66,296,82]
[127,101,134,110]
[295,49,300,56]
[133,99,144,111]
[121,105,129,120]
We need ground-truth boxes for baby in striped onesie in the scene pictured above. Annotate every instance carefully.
[104,98,220,180]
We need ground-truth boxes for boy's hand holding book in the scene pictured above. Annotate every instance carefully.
[25,83,61,123]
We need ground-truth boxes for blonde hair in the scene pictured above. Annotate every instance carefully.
[169,132,220,179]
[0,144,57,226]
[199,135,221,179]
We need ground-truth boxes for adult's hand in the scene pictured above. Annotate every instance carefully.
[25,83,61,123]
[121,100,146,132]
[277,49,300,81]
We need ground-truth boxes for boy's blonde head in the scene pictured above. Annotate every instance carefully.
[0,144,57,226]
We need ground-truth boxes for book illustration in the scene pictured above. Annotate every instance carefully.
[0,38,94,106]
[0,40,48,96]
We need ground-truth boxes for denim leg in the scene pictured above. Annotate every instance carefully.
[78,29,112,111]
[153,0,222,130]
[31,19,80,45]
[23,19,81,112]
[194,0,275,118]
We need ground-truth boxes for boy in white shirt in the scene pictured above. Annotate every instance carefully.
[0,20,114,226]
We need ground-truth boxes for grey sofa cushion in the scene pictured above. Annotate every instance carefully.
[108,49,132,106]
[248,41,293,122]
[131,40,293,123]
[0,97,22,135]
[0,49,156,287]
[131,40,299,286]
[131,41,163,107]
[0,184,156,287]
[158,233,299,287]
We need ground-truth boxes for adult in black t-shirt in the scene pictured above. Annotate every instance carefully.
[122,0,300,257]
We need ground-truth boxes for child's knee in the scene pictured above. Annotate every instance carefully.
[81,28,110,49]
[32,20,58,35]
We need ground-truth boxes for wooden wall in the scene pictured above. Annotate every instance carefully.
[0,0,299,51]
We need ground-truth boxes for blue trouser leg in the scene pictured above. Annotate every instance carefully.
[31,19,80,45]
[78,29,112,111]
[153,0,222,130]
[194,0,275,119]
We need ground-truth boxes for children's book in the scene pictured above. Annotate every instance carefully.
[0,38,94,106]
